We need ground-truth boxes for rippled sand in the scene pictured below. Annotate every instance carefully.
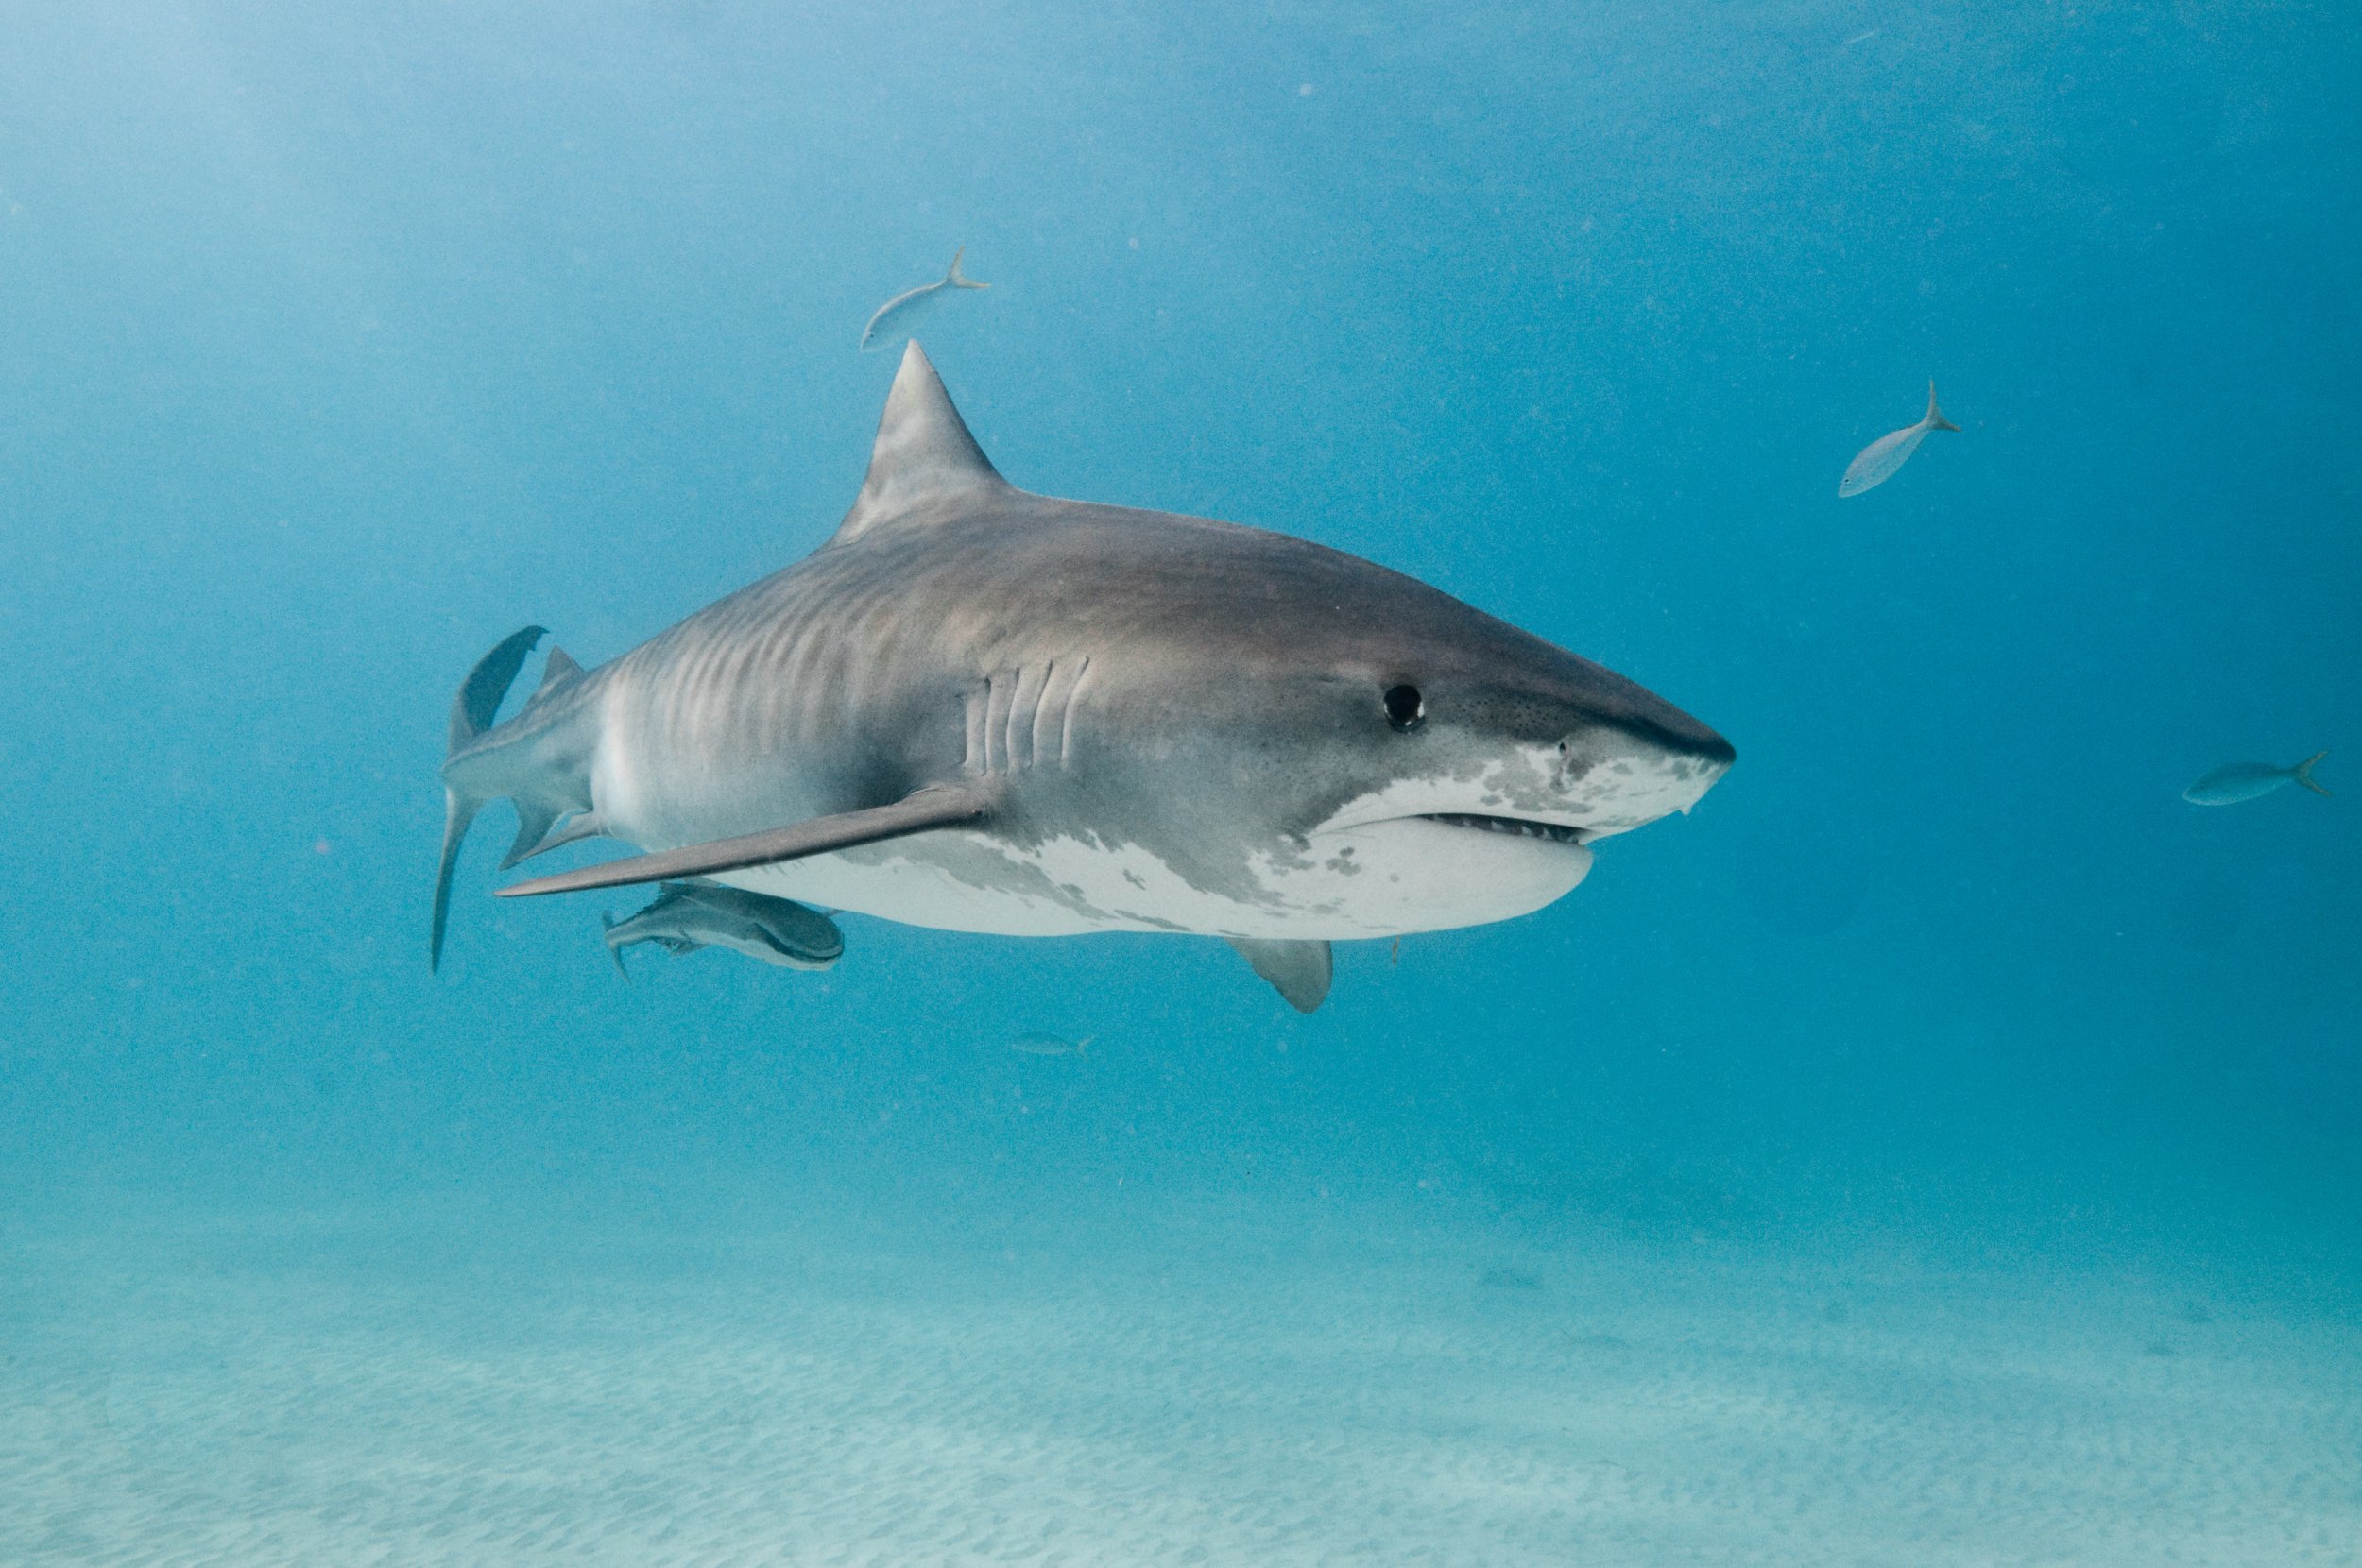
[4,1203,2355,1565]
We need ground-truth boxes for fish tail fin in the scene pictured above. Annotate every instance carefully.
[946,247,989,289]
[1926,381,1960,433]
[433,626,547,971]
[2295,750,2332,796]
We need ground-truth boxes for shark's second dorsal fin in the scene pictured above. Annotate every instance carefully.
[535,645,584,696]
[832,342,1009,545]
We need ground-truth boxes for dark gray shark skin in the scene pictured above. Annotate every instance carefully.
[435,344,1734,1010]
[602,882,846,977]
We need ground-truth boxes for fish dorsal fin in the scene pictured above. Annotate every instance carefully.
[832,342,1009,545]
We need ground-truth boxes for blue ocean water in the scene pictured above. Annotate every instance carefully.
[3,3,2356,1561]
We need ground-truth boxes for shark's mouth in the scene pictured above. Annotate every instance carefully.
[1419,812,1593,846]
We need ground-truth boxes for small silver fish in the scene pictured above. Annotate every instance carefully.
[1009,1031,1092,1058]
[602,882,845,975]
[2182,751,2331,806]
[860,247,990,351]
[1838,381,1960,497]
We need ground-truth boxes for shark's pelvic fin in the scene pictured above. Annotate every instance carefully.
[1226,937,1333,1014]
[494,781,995,899]
[433,625,548,971]
[832,342,1010,545]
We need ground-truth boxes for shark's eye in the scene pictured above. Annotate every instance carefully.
[1383,684,1426,732]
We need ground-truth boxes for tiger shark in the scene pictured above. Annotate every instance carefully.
[434,343,1733,1011]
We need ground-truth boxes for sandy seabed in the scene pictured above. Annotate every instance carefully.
[3,1200,2355,1566]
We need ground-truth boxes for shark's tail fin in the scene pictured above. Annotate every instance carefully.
[434,630,604,971]
[433,627,545,971]
[946,247,989,290]
[2294,750,2332,797]
[1926,381,1960,433]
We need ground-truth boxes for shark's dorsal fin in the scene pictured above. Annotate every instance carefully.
[832,342,1009,545]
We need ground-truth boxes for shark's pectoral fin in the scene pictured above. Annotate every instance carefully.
[495,783,994,899]
[1226,937,1332,1014]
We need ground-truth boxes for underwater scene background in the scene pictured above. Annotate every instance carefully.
[3,2,2356,1561]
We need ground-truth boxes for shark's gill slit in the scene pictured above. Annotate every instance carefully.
[1032,658,1074,771]
[962,680,989,775]
[1058,656,1092,770]
[1008,663,1051,772]
[983,673,1015,775]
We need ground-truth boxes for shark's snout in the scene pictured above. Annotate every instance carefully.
[1624,710,1737,773]
[1567,671,1736,775]
[1534,704,1734,838]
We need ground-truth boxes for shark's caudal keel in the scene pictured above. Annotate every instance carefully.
[436,344,1733,1008]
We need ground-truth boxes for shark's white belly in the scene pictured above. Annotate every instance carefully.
[717,819,1592,941]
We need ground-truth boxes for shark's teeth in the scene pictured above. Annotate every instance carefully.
[1419,813,1590,845]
